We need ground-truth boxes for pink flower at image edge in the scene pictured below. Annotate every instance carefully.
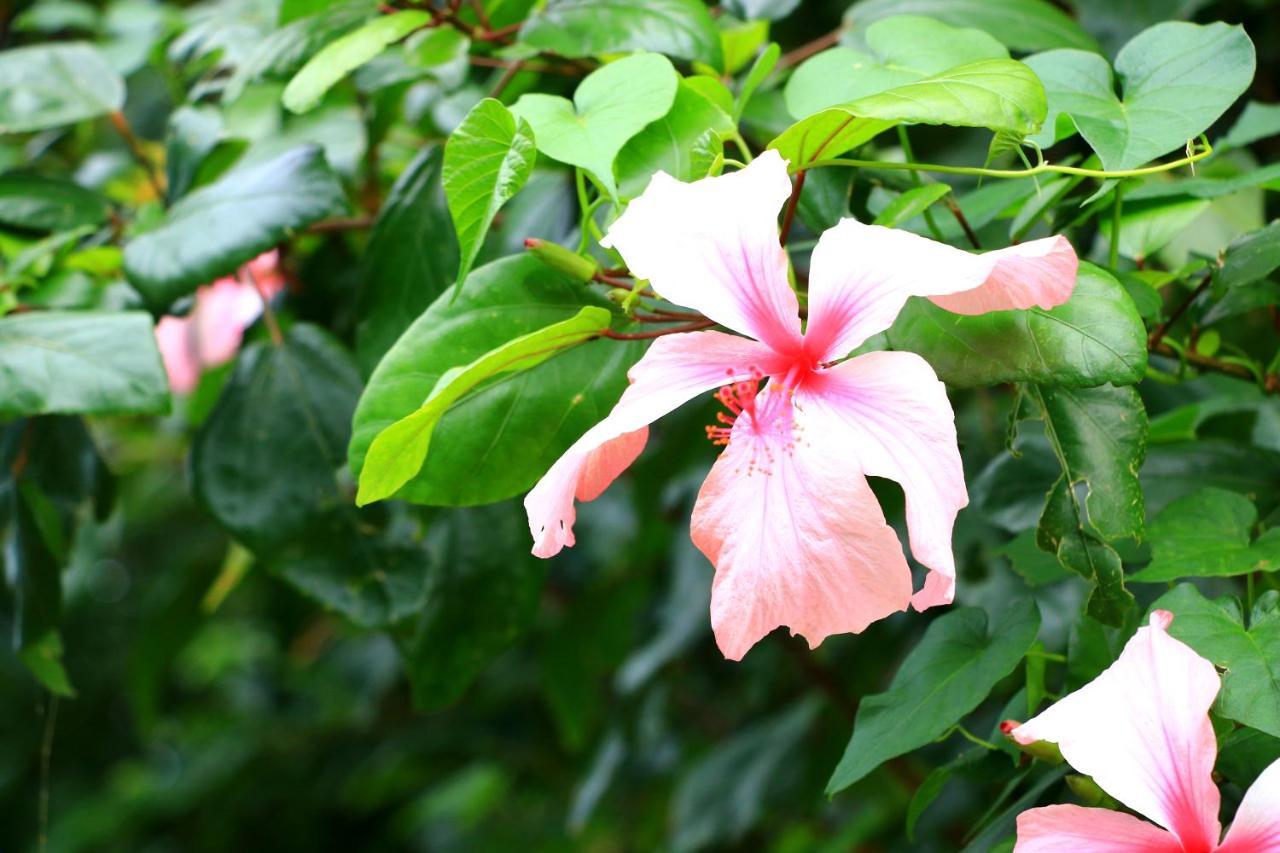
[523,151,1079,660]
[155,251,286,394]
[1010,611,1280,852]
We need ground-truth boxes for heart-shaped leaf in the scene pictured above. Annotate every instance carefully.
[511,52,678,198]
[444,99,537,291]
[356,306,613,506]
[770,60,1045,171]
[785,16,1008,119]
[1130,488,1280,582]
[1025,22,1255,169]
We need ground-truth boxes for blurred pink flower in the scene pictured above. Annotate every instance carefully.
[155,251,285,394]
[523,151,1078,660]
[1010,611,1280,852]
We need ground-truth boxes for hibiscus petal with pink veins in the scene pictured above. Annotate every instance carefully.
[1015,805,1184,852]
[803,218,1078,362]
[1012,611,1223,852]
[600,150,803,355]
[799,351,968,611]
[525,330,782,558]
[1218,758,1280,852]
[690,385,914,661]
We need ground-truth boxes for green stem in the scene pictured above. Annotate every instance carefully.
[805,137,1212,181]
[953,724,1001,751]
[730,132,754,163]
[896,126,946,242]
[1109,183,1124,269]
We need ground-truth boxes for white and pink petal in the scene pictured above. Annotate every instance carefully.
[1014,805,1184,853]
[1218,758,1280,852]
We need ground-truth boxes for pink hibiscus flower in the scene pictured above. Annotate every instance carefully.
[155,251,286,393]
[1008,611,1280,852]
[524,150,1078,660]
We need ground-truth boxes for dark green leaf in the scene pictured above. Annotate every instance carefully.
[828,598,1040,793]
[0,42,124,133]
[1130,488,1280,582]
[887,263,1147,388]
[519,0,722,66]
[0,312,169,417]
[355,145,458,376]
[444,99,536,290]
[0,172,110,232]
[397,503,546,709]
[124,146,347,309]
[1151,584,1280,738]
[192,324,361,550]
[349,254,642,507]
[617,79,734,198]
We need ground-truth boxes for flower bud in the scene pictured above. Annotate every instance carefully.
[524,238,598,283]
[1000,720,1064,764]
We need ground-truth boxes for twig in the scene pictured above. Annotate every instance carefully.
[38,695,59,853]
[944,196,981,249]
[601,320,714,340]
[108,111,166,202]
[489,61,521,99]
[778,28,842,70]
[242,264,283,347]
[778,170,806,246]
[1150,341,1280,394]
[1148,273,1211,349]
[468,56,584,77]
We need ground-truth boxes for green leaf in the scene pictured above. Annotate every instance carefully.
[997,529,1072,587]
[827,598,1041,793]
[349,254,642,507]
[872,183,951,228]
[887,263,1147,388]
[0,172,110,232]
[1218,220,1280,290]
[843,0,1097,53]
[672,700,820,852]
[0,312,169,417]
[19,630,75,698]
[1032,384,1147,543]
[124,145,347,310]
[736,42,780,122]
[1151,584,1280,738]
[0,42,124,133]
[1143,442,1280,518]
[770,60,1045,171]
[282,10,431,113]
[616,79,735,197]
[519,0,722,66]
[4,485,62,651]
[1130,488,1280,582]
[785,16,1008,119]
[357,306,612,506]
[192,324,362,551]
[444,99,536,291]
[270,533,433,629]
[1222,100,1280,150]
[1024,23,1255,169]
[355,145,458,376]
[511,53,678,199]
[397,504,547,709]
[1101,196,1211,262]
[165,105,224,201]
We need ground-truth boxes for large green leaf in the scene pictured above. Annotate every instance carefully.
[192,324,361,551]
[671,700,820,851]
[0,43,124,133]
[770,60,1045,171]
[444,99,536,291]
[886,263,1147,388]
[349,254,642,507]
[785,16,1008,119]
[1152,584,1280,738]
[282,10,431,113]
[511,52,678,198]
[828,598,1041,793]
[396,504,546,710]
[1130,488,1280,583]
[124,145,347,310]
[1024,23,1255,169]
[519,0,721,66]
[356,306,612,506]
[842,0,1097,53]
[616,79,734,198]
[0,312,169,417]
[0,173,110,232]
[355,145,458,376]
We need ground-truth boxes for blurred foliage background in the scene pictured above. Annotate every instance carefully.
[1,0,1279,851]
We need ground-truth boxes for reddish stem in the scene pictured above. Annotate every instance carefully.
[602,320,715,340]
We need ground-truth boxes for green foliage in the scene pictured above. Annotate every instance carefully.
[2,1,1278,849]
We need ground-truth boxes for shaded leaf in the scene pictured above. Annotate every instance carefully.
[0,173,110,232]
[1130,488,1280,582]
[842,0,1097,53]
[519,0,721,66]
